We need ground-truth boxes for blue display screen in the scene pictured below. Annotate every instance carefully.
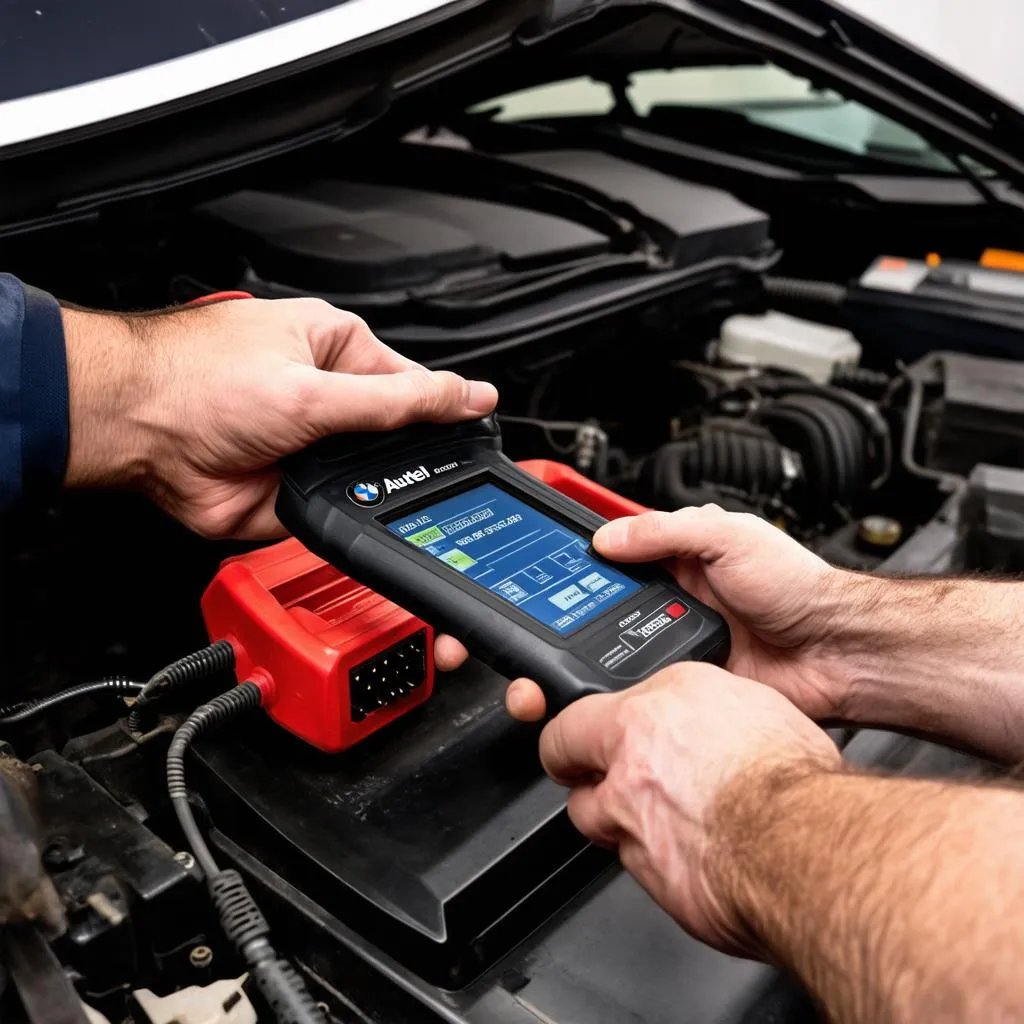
[387,482,643,636]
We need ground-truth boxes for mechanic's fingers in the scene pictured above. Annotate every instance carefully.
[304,304,423,376]
[350,339,423,376]
[434,634,469,672]
[339,331,425,376]
[505,679,547,722]
[566,783,621,849]
[198,479,287,541]
[307,368,497,433]
[539,692,620,785]
[594,506,748,565]
[238,503,288,541]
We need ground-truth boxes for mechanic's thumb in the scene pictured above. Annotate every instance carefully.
[308,368,497,433]
[593,507,738,564]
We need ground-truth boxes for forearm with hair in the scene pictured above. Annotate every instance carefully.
[819,573,1024,762]
[710,761,1024,1024]
[61,306,155,488]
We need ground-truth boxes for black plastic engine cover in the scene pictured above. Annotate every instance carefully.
[186,148,774,355]
[510,149,771,267]
[192,660,605,988]
[194,659,818,1022]
[195,182,609,294]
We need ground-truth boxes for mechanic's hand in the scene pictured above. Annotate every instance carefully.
[506,505,856,723]
[534,661,841,955]
[62,297,497,539]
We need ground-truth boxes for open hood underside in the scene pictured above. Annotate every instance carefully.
[3,0,1024,237]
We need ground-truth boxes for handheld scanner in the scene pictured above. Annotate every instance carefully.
[276,417,730,712]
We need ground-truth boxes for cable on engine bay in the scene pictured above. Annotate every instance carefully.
[166,681,326,1024]
[128,639,235,733]
[0,678,143,725]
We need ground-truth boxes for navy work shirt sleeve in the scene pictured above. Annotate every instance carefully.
[0,274,69,507]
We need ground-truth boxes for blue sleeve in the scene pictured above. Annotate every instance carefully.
[0,274,69,507]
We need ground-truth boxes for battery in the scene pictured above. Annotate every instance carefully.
[847,254,1024,362]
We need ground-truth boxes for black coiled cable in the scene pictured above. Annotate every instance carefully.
[166,681,261,879]
[210,871,325,1023]
[763,275,848,308]
[209,867,272,956]
[166,683,324,1024]
[252,958,326,1024]
[129,640,235,733]
[0,678,143,725]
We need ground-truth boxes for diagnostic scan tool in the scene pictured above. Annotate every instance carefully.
[277,417,729,712]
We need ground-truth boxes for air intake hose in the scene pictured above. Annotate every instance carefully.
[641,427,797,512]
[759,394,867,514]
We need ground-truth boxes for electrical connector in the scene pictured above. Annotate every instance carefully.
[202,539,434,752]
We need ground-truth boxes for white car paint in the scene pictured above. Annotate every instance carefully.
[0,0,458,151]
[841,0,1024,110]
[1,0,1019,153]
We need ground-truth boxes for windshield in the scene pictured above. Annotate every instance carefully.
[471,65,972,175]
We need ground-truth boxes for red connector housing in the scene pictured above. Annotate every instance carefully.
[202,460,648,752]
[515,459,647,519]
[203,539,435,752]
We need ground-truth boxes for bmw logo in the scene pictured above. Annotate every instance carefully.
[347,480,384,507]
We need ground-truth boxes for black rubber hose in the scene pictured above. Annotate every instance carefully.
[759,403,838,509]
[166,681,262,879]
[129,640,235,733]
[763,275,848,308]
[677,430,788,495]
[0,678,143,725]
[643,429,791,511]
[788,394,859,499]
[901,369,963,488]
[756,379,892,490]
[831,365,891,396]
[167,684,324,1024]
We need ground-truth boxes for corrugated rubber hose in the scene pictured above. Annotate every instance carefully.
[763,275,848,308]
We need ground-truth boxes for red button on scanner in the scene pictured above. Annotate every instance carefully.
[666,602,687,619]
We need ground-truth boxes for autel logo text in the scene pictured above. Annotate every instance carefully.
[384,465,431,494]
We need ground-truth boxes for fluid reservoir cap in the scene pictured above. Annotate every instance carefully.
[718,311,862,384]
[858,515,902,549]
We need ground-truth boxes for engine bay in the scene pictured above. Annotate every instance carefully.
[5,15,1024,1019]
[1,135,965,700]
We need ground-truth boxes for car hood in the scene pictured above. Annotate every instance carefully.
[3,0,1024,235]
[487,1,1024,183]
